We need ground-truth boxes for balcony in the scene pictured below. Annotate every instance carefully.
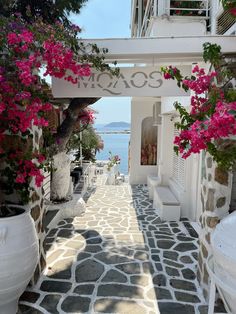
[134,0,209,37]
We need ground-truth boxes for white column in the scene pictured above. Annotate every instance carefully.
[158,0,168,16]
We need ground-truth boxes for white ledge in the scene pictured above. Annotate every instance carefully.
[79,36,236,63]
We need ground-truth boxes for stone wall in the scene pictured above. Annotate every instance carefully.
[197,152,233,299]
[29,126,47,285]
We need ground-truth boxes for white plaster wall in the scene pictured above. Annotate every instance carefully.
[129,97,159,184]
[161,96,190,114]
[149,17,207,37]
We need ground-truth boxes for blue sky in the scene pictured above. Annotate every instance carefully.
[71,0,132,125]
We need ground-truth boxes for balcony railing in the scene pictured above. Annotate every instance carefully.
[168,0,209,17]
[140,0,209,36]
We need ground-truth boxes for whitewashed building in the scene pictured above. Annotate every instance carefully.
[129,0,236,300]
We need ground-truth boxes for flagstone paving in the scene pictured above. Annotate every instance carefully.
[19,179,208,313]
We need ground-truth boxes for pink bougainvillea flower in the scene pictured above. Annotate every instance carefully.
[0,103,6,114]
[37,154,46,163]
[16,174,26,184]
[0,17,100,203]
[163,72,172,79]
[229,8,236,16]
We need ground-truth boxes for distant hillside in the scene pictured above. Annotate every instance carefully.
[105,121,130,128]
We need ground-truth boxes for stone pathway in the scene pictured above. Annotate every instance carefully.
[19,180,208,313]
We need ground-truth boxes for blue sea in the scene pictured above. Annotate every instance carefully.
[95,126,130,175]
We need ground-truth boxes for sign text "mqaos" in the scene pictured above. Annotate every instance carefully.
[78,70,163,95]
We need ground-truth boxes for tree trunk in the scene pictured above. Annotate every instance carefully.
[50,97,99,202]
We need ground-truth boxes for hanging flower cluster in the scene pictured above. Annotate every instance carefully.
[80,109,95,125]
[161,43,236,170]
[0,14,108,204]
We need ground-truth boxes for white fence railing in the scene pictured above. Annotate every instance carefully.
[167,0,209,17]
[140,0,156,36]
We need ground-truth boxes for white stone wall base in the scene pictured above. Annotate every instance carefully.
[147,174,161,200]
[47,195,86,229]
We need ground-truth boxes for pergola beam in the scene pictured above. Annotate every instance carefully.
[80,36,236,64]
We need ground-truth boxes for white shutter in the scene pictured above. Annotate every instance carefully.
[172,127,185,188]
[216,10,235,35]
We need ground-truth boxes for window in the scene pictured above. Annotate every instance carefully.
[140,117,157,165]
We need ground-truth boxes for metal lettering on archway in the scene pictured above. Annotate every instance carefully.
[52,66,190,97]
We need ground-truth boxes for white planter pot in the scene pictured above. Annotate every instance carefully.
[0,205,39,314]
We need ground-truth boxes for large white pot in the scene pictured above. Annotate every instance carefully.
[211,211,236,312]
[0,205,39,314]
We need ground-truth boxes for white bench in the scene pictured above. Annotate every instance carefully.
[147,174,161,200]
[153,186,180,221]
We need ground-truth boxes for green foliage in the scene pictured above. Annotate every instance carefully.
[0,0,88,27]
[67,125,102,162]
[226,88,236,102]
[207,141,236,170]
[79,43,120,76]
[174,102,195,130]
[203,42,222,67]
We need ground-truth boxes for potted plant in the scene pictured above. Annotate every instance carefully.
[105,152,121,184]
[106,151,120,171]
